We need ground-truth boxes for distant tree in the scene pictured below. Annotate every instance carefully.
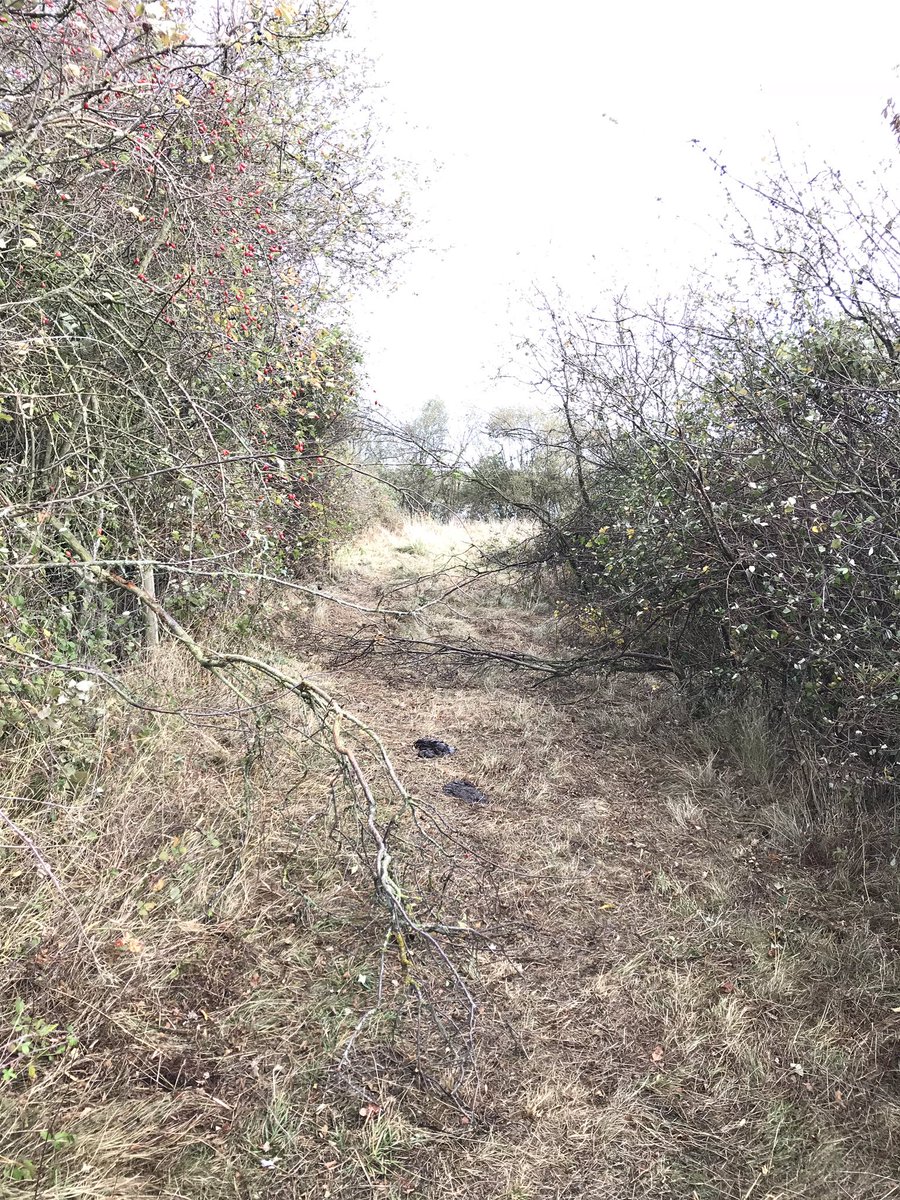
[366,399,461,513]
[406,399,451,456]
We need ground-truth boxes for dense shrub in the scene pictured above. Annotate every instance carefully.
[529,159,900,792]
[0,0,402,662]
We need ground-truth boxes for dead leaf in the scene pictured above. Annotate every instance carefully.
[650,1044,665,1062]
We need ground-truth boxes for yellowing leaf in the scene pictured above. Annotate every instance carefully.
[157,28,188,48]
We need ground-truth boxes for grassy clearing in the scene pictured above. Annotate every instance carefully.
[4,519,900,1197]
[331,517,542,619]
[331,517,529,583]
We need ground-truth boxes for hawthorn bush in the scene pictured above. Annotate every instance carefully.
[0,0,403,662]
[531,160,900,794]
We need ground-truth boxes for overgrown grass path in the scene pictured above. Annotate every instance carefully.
[2,520,897,1199]
[309,519,900,1200]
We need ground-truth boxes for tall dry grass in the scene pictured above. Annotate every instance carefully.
[0,643,421,1198]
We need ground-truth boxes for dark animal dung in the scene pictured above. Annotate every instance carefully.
[442,779,489,805]
[414,738,456,759]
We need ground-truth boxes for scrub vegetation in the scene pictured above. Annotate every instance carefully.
[3,4,900,1196]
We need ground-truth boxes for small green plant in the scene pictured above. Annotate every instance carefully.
[0,1131,76,1185]
[40,1129,76,1152]
[2,999,78,1086]
[3,1158,37,1183]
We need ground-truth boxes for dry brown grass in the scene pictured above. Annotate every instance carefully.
[331,517,530,586]
[293,522,900,1198]
[4,520,900,1198]
[0,642,440,1198]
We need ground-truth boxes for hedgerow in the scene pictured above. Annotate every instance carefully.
[1,0,404,664]
[531,158,900,793]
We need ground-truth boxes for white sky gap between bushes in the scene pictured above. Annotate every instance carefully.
[347,0,900,418]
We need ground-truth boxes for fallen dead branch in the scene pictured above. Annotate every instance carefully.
[323,628,681,680]
[8,513,483,1107]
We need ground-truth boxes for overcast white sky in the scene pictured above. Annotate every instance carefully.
[347,1,900,418]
